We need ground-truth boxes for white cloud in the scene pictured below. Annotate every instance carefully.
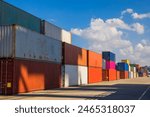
[71,18,149,66]
[121,8,150,19]
[131,23,144,34]
[132,13,150,19]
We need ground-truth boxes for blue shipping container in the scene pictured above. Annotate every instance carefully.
[0,1,41,33]
[117,62,129,71]
[102,51,116,61]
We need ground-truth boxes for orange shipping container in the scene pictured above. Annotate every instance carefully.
[0,58,61,95]
[102,69,117,81]
[88,67,102,83]
[120,71,129,79]
[62,42,87,66]
[87,50,102,67]
[116,71,120,80]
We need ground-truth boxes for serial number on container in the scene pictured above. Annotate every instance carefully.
[77,105,135,114]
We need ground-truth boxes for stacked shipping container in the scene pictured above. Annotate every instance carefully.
[87,50,102,84]
[0,25,62,95]
[62,43,88,87]
[41,20,72,44]
[102,52,117,81]
[117,62,129,79]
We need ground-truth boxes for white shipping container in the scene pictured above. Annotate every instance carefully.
[102,59,106,69]
[0,25,62,63]
[129,65,131,71]
[62,65,88,87]
[61,29,72,44]
[129,71,134,78]
[42,21,72,44]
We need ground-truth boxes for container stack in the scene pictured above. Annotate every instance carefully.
[121,59,133,78]
[130,64,137,78]
[102,52,117,81]
[87,50,102,84]
[117,62,129,79]
[0,1,72,95]
[62,43,88,87]
[0,25,62,95]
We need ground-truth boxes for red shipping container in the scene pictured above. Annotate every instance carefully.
[87,50,102,67]
[102,69,117,81]
[88,67,102,83]
[0,58,61,95]
[120,71,129,79]
[116,71,120,80]
[62,42,87,66]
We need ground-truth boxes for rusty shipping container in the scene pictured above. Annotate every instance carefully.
[102,69,117,81]
[0,25,62,63]
[87,50,102,68]
[88,67,102,84]
[0,58,61,95]
[120,71,129,79]
[62,42,87,66]
[0,1,41,33]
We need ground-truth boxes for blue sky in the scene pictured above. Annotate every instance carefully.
[4,0,150,65]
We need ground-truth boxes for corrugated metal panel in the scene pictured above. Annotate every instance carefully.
[88,67,102,83]
[0,25,14,57]
[0,25,62,63]
[87,50,102,67]
[117,62,129,71]
[116,71,120,80]
[41,21,72,44]
[102,59,106,69]
[102,69,117,81]
[41,20,62,41]
[129,71,134,78]
[106,60,116,69]
[0,58,61,95]
[0,1,41,33]
[61,29,72,44]
[102,51,116,61]
[120,71,129,79]
[62,65,88,87]
[62,43,87,66]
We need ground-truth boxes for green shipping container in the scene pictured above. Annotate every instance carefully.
[0,1,41,33]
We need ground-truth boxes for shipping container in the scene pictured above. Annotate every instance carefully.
[41,20,72,44]
[133,72,137,78]
[61,29,72,44]
[102,59,106,69]
[106,60,116,69]
[87,50,102,67]
[117,62,129,71]
[120,71,129,79]
[0,25,62,63]
[0,58,61,95]
[0,1,41,33]
[102,51,116,61]
[62,65,88,87]
[116,71,120,80]
[131,66,136,72]
[62,43,87,66]
[129,71,134,78]
[88,67,102,84]
[102,69,117,81]
[121,59,130,65]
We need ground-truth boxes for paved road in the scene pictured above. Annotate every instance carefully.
[0,77,150,100]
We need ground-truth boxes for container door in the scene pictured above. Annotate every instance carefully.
[0,60,13,95]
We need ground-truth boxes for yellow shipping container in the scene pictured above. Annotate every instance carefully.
[121,59,130,65]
